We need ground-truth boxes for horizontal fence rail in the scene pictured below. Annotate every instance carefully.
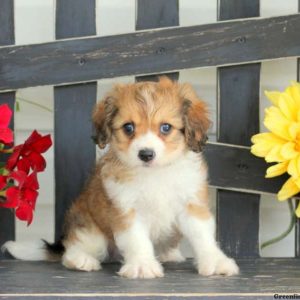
[0,14,300,91]
[204,143,287,195]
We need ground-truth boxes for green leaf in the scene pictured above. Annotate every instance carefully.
[15,101,20,112]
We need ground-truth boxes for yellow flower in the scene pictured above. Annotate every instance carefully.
[251,82,300,217]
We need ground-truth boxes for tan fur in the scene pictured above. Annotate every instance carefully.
[187,203,211,220]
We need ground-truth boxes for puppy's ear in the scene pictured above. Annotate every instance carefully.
[180,84,211,152]
[92,95,118,149]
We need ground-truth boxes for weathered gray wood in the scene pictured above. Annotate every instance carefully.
[218,0,260,20]
[136,1,179,83]
[0,0,14,45]
[0,0,15,258]
[136,0,179,30]
[56,0,96,39]
[1,14,300,91]
[54,83,97,240]
[0,259,299,297]
[216,1,260,258]
[204,143,287,194]
[54,0,97,241]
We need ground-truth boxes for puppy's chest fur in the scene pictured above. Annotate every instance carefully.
[104,151,207,241]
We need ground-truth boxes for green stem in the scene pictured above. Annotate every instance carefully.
[16,97,53,113]
[261,199,296,250]
[0,148,13,154]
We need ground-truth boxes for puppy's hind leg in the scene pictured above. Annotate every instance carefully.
[62,228,108,272]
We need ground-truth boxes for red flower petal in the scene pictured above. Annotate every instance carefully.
[24,130,42,146]
[27,151,46,172]
[0,175,7,190]
[17,157,31,174]
[0,104,12,128]
[6,145,23,170]
[23,172,39,190]
[31,134,52,153]
[9,170,27,188]
[0,128,13,144]
[2,187,20,208]
[23,188,38,210]
[16,202,33,225]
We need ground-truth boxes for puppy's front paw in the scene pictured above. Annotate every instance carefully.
[198,255,239,277]
[118,259,164,279]
[62,251,101,272]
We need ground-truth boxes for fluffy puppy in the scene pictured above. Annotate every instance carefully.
[3,77,239,279]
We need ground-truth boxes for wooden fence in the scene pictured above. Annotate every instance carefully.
[0,0,300,260]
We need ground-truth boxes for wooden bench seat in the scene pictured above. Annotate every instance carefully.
[0,259,299,299]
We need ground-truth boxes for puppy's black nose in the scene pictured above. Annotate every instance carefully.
[138,148,156,162]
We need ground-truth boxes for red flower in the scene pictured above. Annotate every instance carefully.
[0,175,7,190]
[7,130,52,173]
[0,170,39,225]
[0,104,13,145]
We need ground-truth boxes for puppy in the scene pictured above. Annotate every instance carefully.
[3,77,239,279]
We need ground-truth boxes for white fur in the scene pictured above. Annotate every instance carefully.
[62,229,108,272]
[2,240,49,261]
[105,148,239,278]
[178,213,239,276]
[116,131,185,168]
[105,150,206,242]
[115,219,164,279]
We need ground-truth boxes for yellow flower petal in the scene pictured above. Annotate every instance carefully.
[278,177,300,201]
[265,91,281,106]
[287,156,300,178]
[280,142,299,160]
[278,93,297,121]
[285,82,300,107]
[266,161,288,178]
[251,132,286,158]
[288,122,300,140]
[296,202,300,218]
[265,144,284,162]
[264,106,291,140]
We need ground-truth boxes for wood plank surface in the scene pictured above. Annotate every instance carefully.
[0,0,15,258]
[216,1,261,258]
[136,0,179,82]
[204,143,287,195]
[1,14,300,91]
[54,0,97,240]
[0,259,299,297]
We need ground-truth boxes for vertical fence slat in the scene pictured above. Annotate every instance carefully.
[54,0,97,241]
[0,0,15,258]
[136,0,179,82]
[216,0,261,258]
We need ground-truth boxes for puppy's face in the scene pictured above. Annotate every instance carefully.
[93,77,210,168]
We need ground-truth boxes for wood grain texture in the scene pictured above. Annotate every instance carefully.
[204,143,287,194]
[136,0,179,83]
[0,0,14,45]
[216,1,260,258]
[136,0,179,30]
[1,14,300,91]
[0,259,299,296]
[54,0,97,240]
[56,0,96,38]
[0,0,15,258]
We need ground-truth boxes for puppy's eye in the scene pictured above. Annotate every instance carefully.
[123,123,135,135]
[160,123,172,135]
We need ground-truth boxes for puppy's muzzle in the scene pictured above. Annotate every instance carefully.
[138,148,156,162]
